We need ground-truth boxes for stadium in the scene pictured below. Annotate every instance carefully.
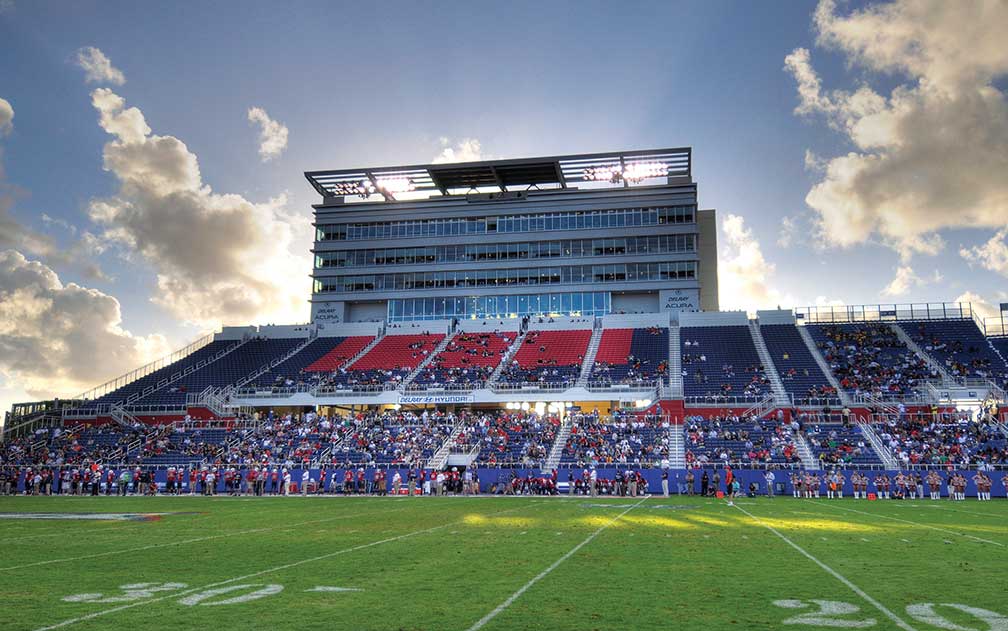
[3,2,1008,629]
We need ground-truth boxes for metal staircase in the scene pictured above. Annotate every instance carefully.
[889,323,953,381]
[487,330,528,386]
[576,324,604,386]
[109,403,142,431]
[857,420,898,469]
[342,331,386,370]
[668,323,683,398]
[544,418,573,469]
[796,325,850,406]
[749,321,789,407]
[427,417,467,470]
[792,431,819,470]
[400,333,455,388]
[668,424,685,468]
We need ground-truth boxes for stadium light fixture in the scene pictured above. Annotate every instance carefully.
[582,161,668,184]
[374,177,416,195]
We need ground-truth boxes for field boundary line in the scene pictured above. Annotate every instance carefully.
[1,504,411,572]
[802,499,1005,547]
[465,496,648,631]
[731,503,918,631]
[33,500,537,631]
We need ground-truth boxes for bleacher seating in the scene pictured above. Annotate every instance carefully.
[560,417,669,465]
[804,424,882,466]
[249,336,370,390]
[323,334,445,389]
[135,338,305,406]
[457,414,559,466]
[497,329,591,386]
[900,320,1008,386]
[411,332,517,388]
[92,340,237,406]
[760,324,838,404]
[806,323,934,398]
[681,326,770,400]
[874,414,1008,466]
[684,417,802,466]
[588,327,669,386]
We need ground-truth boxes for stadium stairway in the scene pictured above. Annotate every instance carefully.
[668,322,683,398]
[749,321,790,407]
[487,330,528,386]
[544,418,573,470]
[856,421,898,468]
[342,332,386,370]
[400,333,456,388]
[889,323,953,382]
[576,324,605,386]
[791,431,819,469]
[796,325,850,406]
[428,417,468,469]
[668,423,685,467]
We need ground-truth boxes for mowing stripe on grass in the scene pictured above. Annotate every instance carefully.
[0,504,410,572]
[465,496,648,631]
[731,502,918,631]
[32,499,539,631]
[804,500,1005,547]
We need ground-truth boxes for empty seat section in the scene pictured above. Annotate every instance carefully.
[412,332,516,387]
[325,334,445,388]
[498,329,591,386]
[305,336,374,372]
[589,327,668,385]
[134,338,305,406]
[806,323,933,397]
[899,320,1008,386]
[92,340,237,406]
[681,326,770,400]
[760,324,837,403]
[248,336,374,390]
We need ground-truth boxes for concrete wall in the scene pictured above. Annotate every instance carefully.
[680,310,748,328]
[697,208,719,311]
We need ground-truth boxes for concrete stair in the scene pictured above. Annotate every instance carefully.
[576,325,604,386]
[544,419,573,470]
[400,333,455,388]
[668,323,683,398]
[796,325,851,407]
[749,321,790,407]
[889,323,952,381]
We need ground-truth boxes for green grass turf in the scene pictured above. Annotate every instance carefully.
[0,494,1006,631]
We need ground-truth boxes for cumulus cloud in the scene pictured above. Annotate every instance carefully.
[75,46,126,86]
[247,107,288,162]
[0,249,170,404]
[718,214,796,312]
[954,291,1002,322]
[880,265,942,296]
[432,137,485,163]
[777,216,798,248]
[87,88,311,328]
[0,97,12,136]
[785,0,1008,261]
[960,228,1008,278]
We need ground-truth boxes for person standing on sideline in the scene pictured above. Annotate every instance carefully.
[392,470,402,495]
[302,469,309,495]
[685,469,695,496]
[407,468,417,496]
[661,469,669,497]
[764,470,775,497]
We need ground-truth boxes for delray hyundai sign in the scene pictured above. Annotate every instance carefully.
[399,394,475,405]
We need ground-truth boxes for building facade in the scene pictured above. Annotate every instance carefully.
[306,148,718,324]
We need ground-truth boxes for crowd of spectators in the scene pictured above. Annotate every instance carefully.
[684,414,803,466]
[814,324,937,398]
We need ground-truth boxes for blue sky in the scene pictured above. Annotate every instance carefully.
[1,0,1007,412]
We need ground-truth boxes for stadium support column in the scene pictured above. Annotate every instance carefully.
[697,209,718,311]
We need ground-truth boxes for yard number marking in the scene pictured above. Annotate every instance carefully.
[773,600,876,628]
[63,583,187,604]
[772,600,1008,630]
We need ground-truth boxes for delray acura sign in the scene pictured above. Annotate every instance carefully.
[659,289,699,312]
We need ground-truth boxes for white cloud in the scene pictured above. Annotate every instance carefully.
[247,107,288,162]
[777,215,798,247]
[718,214,796,312]
[432,137,485,163]
[87,88,311,328]
[75,46,126,86]
[953,291,1001,322]
[0,249,170,406]
[960,228,1008,277]
[785,0,1008,261]
[0,97,12,136]
[880,265,942,296]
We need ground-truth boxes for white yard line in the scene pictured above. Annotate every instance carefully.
[1,505,409,572]
[803,500,1005,547]
[33,501,538,631]
[731,503,918,631]
[898,503,1008,520]
[465,497,648,631]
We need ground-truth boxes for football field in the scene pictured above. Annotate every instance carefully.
[1,494,1006,631]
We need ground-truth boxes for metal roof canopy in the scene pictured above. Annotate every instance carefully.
[305,147,691,201]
